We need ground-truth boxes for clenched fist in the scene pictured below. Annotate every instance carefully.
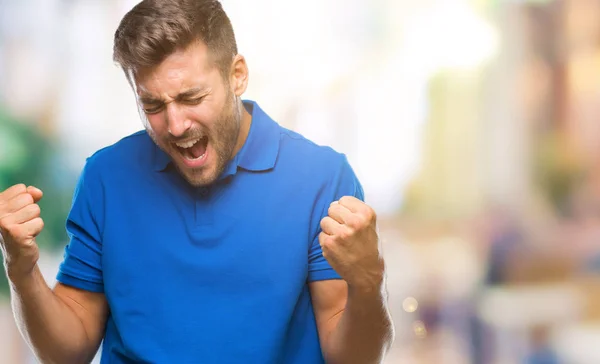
[0,184,44,280]
[319,196,385,291]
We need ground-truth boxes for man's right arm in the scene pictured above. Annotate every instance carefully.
[1,184,108,364]
[10,268,108,364]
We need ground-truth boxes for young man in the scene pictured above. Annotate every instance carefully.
[0,1,394,362]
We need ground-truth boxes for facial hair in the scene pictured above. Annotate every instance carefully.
[144,90,243,187]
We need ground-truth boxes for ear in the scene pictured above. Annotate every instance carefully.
[229,54,249,96]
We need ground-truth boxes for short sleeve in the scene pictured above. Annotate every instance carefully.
[56,158,105,293]
[307,154,364,282]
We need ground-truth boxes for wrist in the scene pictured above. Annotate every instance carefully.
[5,262,38,288]
[347,272,386,298]
[347,257,386,293]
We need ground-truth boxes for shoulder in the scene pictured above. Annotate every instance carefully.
[274,125,362,200]
[84,130,153,172]
[277,126,350,177]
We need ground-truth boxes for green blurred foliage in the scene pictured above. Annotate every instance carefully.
[0,107,76,297]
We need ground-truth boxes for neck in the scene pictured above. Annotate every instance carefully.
[232,101,252,157]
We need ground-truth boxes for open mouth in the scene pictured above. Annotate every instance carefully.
[174,136,208,161]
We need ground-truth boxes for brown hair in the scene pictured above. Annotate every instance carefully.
[113,0,238,80]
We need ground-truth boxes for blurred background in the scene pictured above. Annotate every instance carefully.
[1,0,600,362]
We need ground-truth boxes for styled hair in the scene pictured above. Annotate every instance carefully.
[113,0,238,79]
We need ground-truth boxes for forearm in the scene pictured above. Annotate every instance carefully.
[324,283,394,364]
[8,265,97,364]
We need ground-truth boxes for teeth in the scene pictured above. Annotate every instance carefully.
[175,138,200,149]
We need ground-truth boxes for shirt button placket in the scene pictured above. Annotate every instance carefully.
[195,187,211,227]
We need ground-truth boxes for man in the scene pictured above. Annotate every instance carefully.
[0,0,394,363]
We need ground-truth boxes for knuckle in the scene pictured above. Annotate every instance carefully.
[327,204,338,216]
[23,193,34,205]
[338,229,350,240]
[346,216,361,229]
[14,184,27,193]
[346,226,356,236]
[359,210,374,224]
[319,218,326,229]
[8,224,22,239]
[30,204,41,216]
[0,216,8,230]
[323,239,336,253]
[339,196,351,204]
[318,233,325,244]
[330,235,342,245]
[31,216,42,227]
[366,207,377,221]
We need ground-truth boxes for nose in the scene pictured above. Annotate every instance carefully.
[165,103,192,137]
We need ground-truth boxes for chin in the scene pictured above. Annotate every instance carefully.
[163,141,230,187]
[181,169,216,187]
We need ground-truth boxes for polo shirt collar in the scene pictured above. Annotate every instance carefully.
[235,100,279,172]
[153,142,171,172]
[152,100,280,175]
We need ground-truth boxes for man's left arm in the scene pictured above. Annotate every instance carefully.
[309,196,395,364]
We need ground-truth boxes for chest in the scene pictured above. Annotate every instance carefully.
[101,172,314,302]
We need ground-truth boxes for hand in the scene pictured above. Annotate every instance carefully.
[0,184,44,280]
[319,196,384,292]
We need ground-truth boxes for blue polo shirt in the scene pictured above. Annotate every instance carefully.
[56,100,364,363]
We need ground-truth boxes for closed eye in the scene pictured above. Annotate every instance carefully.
[143,104,164,114]
[180,96,205,106]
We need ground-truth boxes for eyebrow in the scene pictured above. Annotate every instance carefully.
[139,87,208,104]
